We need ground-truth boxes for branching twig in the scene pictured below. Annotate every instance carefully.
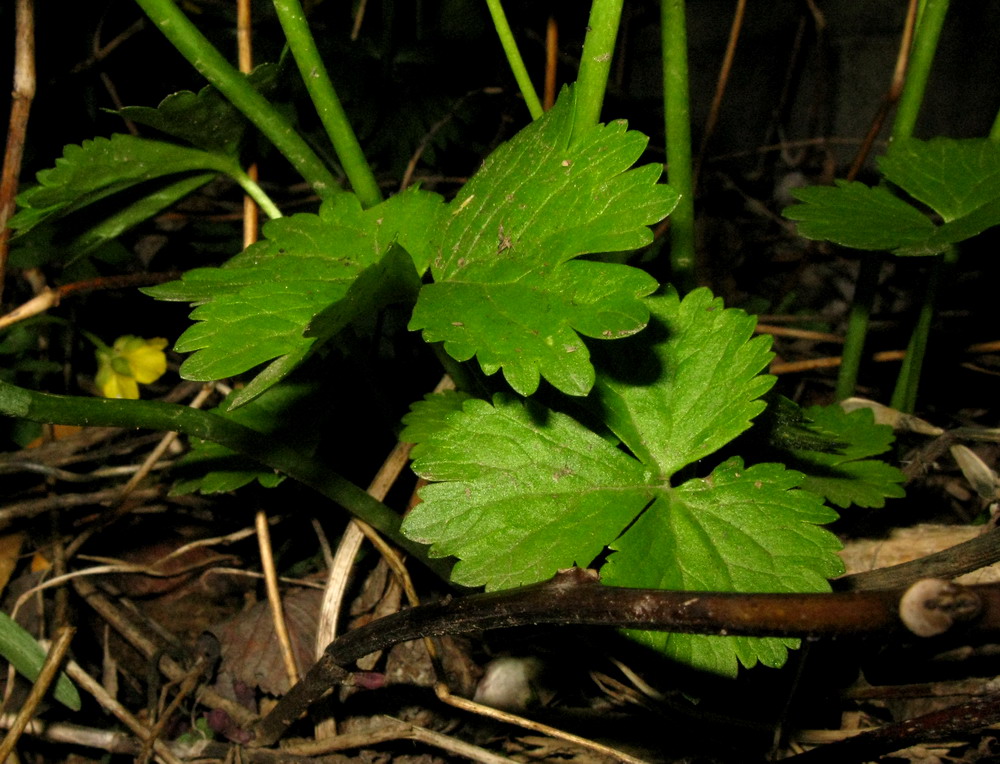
[253,569,1000,747]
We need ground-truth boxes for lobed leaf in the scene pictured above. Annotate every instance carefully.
[787,405,906,509]
[404,394,654,590]
[603,458,842,676]
[592,287,775,477]
[409,86,677,396]
[786,181,935,252]
[786,137,1000,255]
[11,135,239,233]
[145,189,443,405]
[404,289,845,675]
[118,65,278,155]
[879,137,1000,223]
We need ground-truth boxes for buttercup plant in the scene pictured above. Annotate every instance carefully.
[0,0,907,680]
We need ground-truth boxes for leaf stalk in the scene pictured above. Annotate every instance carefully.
[133,0,340,199]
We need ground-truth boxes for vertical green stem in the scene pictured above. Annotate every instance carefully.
[485,0,543,120]
[835,0,949,405]
[891,0,950,141]
[835,256,881,401]
[573,0,624,140]
[272,0,382,208]
[661,0,695,288]
[890,245,954,411]
[883,0,950,411]
[134,0,340,199]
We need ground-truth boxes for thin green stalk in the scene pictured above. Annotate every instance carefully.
[573,0,624,140]
[991,107,1000,141]
[661,0,695,289]
[232,169,282,220]
[890,245,955,412]
[485,0,543,120]
[835,256,882,401]
[0,379,443,570]
[880,0,950,411]
[272,0,382,208]
[891,0,950,142]
[134,0,340,199]
[835,0,949,404]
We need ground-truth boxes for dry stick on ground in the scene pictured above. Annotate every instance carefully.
[0,0,36,302]
[837,526,1000,592]
[286,714,518,764]
[0,717,340,763]
[253,569,1000,747]
[257,508,300,687]
[0,625,74,761]
[64,660,184,764]
[787,692,1000,763]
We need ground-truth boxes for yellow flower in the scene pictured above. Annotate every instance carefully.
[95,336,169,399]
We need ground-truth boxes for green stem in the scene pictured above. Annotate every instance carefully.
[232,169,282,220]
[133,0,340,199]
[661,0,695,289]
[890,245,955,412]
[484,0,543,120]
[572,0,624,140]
[272,0,382,208]
[836,0,949,402]
[0,379,439,567]
[891,0,950,141]
[990,106,1000,141]
[879,0,949,411]
[835,256,881,401]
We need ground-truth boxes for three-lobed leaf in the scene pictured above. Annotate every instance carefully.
[785,137,1000,255]
[404,288,846,676]
[409,86,678,397]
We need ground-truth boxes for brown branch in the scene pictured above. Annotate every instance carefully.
[252,569,1000,747]
[836,526,1000,592]
[787,691,1000,763]
[0,0,37,303]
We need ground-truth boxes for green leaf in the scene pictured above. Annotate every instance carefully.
[144,189,443,405]
[400,390,473,445]
[117,65,278,155]
[784,404,906,509]
[10,135,240,233]
[592,287,776,476]
[0,611,80,711]
[603,458,841,675]
[785,181,935,251]
[786,138,1000,255]
[879,137,1000,223]
[404,289,843,675]
[409,86,677,397]
[404,394,654,590]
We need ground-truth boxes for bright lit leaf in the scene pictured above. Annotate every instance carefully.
[409,86,678,396]
[404,288,845,676]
